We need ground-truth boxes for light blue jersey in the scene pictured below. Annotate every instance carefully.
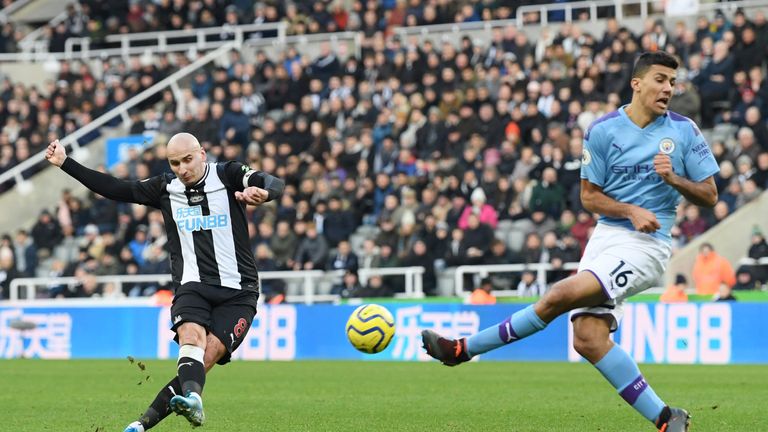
[580,106,719,242]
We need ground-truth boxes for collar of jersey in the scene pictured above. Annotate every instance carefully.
[186,163,210,190]
[619,104,666,131]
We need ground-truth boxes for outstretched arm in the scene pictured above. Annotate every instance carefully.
[580,179,661,234]
[654,154,718,207]
[46,139,137,203]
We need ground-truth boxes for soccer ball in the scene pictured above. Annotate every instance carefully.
[345,304,396,354]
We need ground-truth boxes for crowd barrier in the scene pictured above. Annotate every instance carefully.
[1,302,765,364]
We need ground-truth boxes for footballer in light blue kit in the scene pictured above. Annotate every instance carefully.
[422,52,719,432]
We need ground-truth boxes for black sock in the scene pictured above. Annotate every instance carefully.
[139,377,181,429]
[177,346,206,396]
[655,406,672,427]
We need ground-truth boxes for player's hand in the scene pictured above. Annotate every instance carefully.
[653,153,677,184]
[628,206,661,234]
[235,186,269,206]
[45,139,67,167]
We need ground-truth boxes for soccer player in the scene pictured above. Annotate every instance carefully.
[422,52,718,432]
[45,133,285,431]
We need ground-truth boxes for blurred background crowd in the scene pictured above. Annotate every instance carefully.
[1,1,767,301]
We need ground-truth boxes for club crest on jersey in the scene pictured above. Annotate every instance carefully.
[582,148,592,165]
[659,138,675,154]
[189,194,204,204]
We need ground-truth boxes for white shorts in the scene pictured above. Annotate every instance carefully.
[569,223,671,331]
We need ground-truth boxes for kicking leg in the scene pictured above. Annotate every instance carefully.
[574,315,689,431]
[423,271,606,366]
[125,334,228,431]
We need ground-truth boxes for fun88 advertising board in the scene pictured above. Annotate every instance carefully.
[0,303,766,364]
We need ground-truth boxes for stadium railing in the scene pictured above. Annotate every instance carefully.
[392,0,767,42]
[7,266,427,304]
[13,4,69,54]
[0,22,286,62]
[0,0,31,23]
[453,262,580,298]
[0,41,236,194]
[516,0,768,26]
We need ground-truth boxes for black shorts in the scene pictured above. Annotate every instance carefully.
[170,281,259,365]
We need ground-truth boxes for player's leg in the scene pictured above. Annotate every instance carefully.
[125,336,226,432]
[168,322,208,426]
[574,315,690,431]
[125,283,214,431]
[422,270,606,365]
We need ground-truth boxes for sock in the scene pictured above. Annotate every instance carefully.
[177,344,206,397]
[594,345,666,423]
[138,377,181,429]
[466,305,547,356]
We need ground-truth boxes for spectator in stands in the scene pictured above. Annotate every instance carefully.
[468,277,496,305]
[270,220,298,270]
[13,229,37,277]
[293,222,329,270]
[733,267,758,291]
[332,269,363,297]
[692,243,736,295]
[748,226,768,284]
[0,246,18,299]
[714,283,737,301]
[458,187,498,230]
[400,239,437,296]
[352,275,394,298]
[660,274,689,303]
[678,205,709,244]
[517,270,543,297]
[326,239,359,272]
[30,210,62,256]
[323,196,355,247]
[693,41,735,127]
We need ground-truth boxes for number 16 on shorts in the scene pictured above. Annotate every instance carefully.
[609,260,634,288]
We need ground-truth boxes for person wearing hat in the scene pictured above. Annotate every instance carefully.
[748,226,768,284]
[660,274,689,303]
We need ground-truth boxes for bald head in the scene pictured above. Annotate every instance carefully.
[167,132,201,153]
[166,132,207,186]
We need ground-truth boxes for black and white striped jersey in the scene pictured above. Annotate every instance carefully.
[131,162,269,290]
[61,157,284,291]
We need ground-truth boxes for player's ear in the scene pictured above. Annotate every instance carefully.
[630,76,641,92]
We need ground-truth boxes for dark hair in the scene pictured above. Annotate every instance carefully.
[632,52,679,78]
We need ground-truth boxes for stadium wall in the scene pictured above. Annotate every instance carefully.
[1,302,765,364]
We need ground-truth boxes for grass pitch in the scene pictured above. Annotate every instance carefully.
[0,359,764,431]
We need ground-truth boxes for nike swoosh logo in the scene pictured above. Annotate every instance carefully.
[177,361,194,371]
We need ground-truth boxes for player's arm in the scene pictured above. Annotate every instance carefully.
[653,155,717,207]
[220,161,285,206]
[580,180,661,233]
[46,139,137,202]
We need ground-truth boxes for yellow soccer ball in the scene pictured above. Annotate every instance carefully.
[345,304,396,354]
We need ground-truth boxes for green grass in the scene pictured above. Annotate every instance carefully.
[0,360,765,431]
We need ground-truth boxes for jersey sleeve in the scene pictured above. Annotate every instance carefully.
[580,123,608,186]
[217,161,250,191]
[217,161,286,201]
[682,120,720,182]
[131,175,166,208]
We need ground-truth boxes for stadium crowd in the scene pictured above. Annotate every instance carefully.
[1,4,768,300]
[1,0,561,54]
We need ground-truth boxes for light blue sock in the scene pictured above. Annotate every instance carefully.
[594,345,666,423]
[466,305,547,356]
